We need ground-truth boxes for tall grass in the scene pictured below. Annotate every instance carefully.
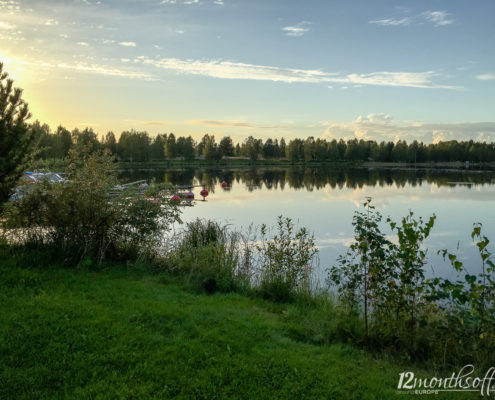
[164,219,253,293]
[163,217,318,301]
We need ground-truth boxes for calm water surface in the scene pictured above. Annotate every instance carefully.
[120,167,495,282]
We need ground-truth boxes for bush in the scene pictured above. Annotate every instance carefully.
[1,151,180,264]
[328,198,495,369]
[256,216,318,302]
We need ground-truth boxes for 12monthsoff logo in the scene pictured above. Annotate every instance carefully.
[397,365,495,396]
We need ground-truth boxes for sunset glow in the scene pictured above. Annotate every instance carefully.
[1,0,494,142]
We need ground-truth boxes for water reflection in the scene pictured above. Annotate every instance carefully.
[119,167,495,192]
[119,167,495,282]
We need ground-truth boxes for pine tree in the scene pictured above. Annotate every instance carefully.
[0,62,33,204]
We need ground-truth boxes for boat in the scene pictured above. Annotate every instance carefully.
[9,171,65,201]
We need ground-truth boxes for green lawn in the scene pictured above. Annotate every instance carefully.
[0,253,477,399]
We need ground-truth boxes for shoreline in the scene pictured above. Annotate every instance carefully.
[29,157,495,172]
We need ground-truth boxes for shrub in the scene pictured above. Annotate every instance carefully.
[1,151,180,264]
[329,199,441,353]
[329,198,495,369]
[256,216,318,302]
[328,198,396,338]
[432,223,495,369]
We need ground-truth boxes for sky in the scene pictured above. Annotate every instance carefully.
[1,0,494,143]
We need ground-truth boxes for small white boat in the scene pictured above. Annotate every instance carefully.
[9,171,65,201]
[21,171,65,184]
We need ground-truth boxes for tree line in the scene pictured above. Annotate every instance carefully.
[31,122,495,164]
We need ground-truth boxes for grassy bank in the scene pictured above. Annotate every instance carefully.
[0,247,478,399]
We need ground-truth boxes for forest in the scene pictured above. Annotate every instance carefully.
[31,121,495,164]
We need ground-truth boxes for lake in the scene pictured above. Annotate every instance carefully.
[120,166,495,284]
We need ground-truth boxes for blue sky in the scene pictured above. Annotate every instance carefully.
[1,0,494,143]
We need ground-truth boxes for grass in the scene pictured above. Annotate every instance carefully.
[0,248,479,399]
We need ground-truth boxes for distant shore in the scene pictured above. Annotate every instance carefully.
[117,158,495,171]
[29,157,495,171]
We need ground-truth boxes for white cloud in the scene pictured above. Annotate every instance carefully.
[476,73,495,81]
[77,41,89,46]
[3,56,156,82]
[55,62,154,80]
[161,0,202,4]
[0,21,16,29]
[123,119,170,126]
[370,10,453,27]
[59,33,69,39]
[326,71,456,89]
[369,18,411,26]
[321,114,495,143]
[142,57,333,83]
[213,0,224,5]
[422,11,453,26]
[140,57,456,89]
[282,21,311,37]
[44,19,58,26]
[0,0,21,12]
[188,120,287,129]
[119,41,136,47]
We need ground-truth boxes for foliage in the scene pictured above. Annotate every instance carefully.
[438,223,495,317]
[201,134,222,161]
[167,219,252,293]
[375,211,436,352]
[1,151,180,264]
[117,129,150,162]
[329,198,495,369]
[71,127,101,155]
[103,131,117,155]
[256,216,318,302]
[328,198,397,338]
[0,62,33,204]
[286,138,304,163]
[242,135,262,161]
[432,223,495,367]
[329,201,439,351]
[219,135,235,157]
